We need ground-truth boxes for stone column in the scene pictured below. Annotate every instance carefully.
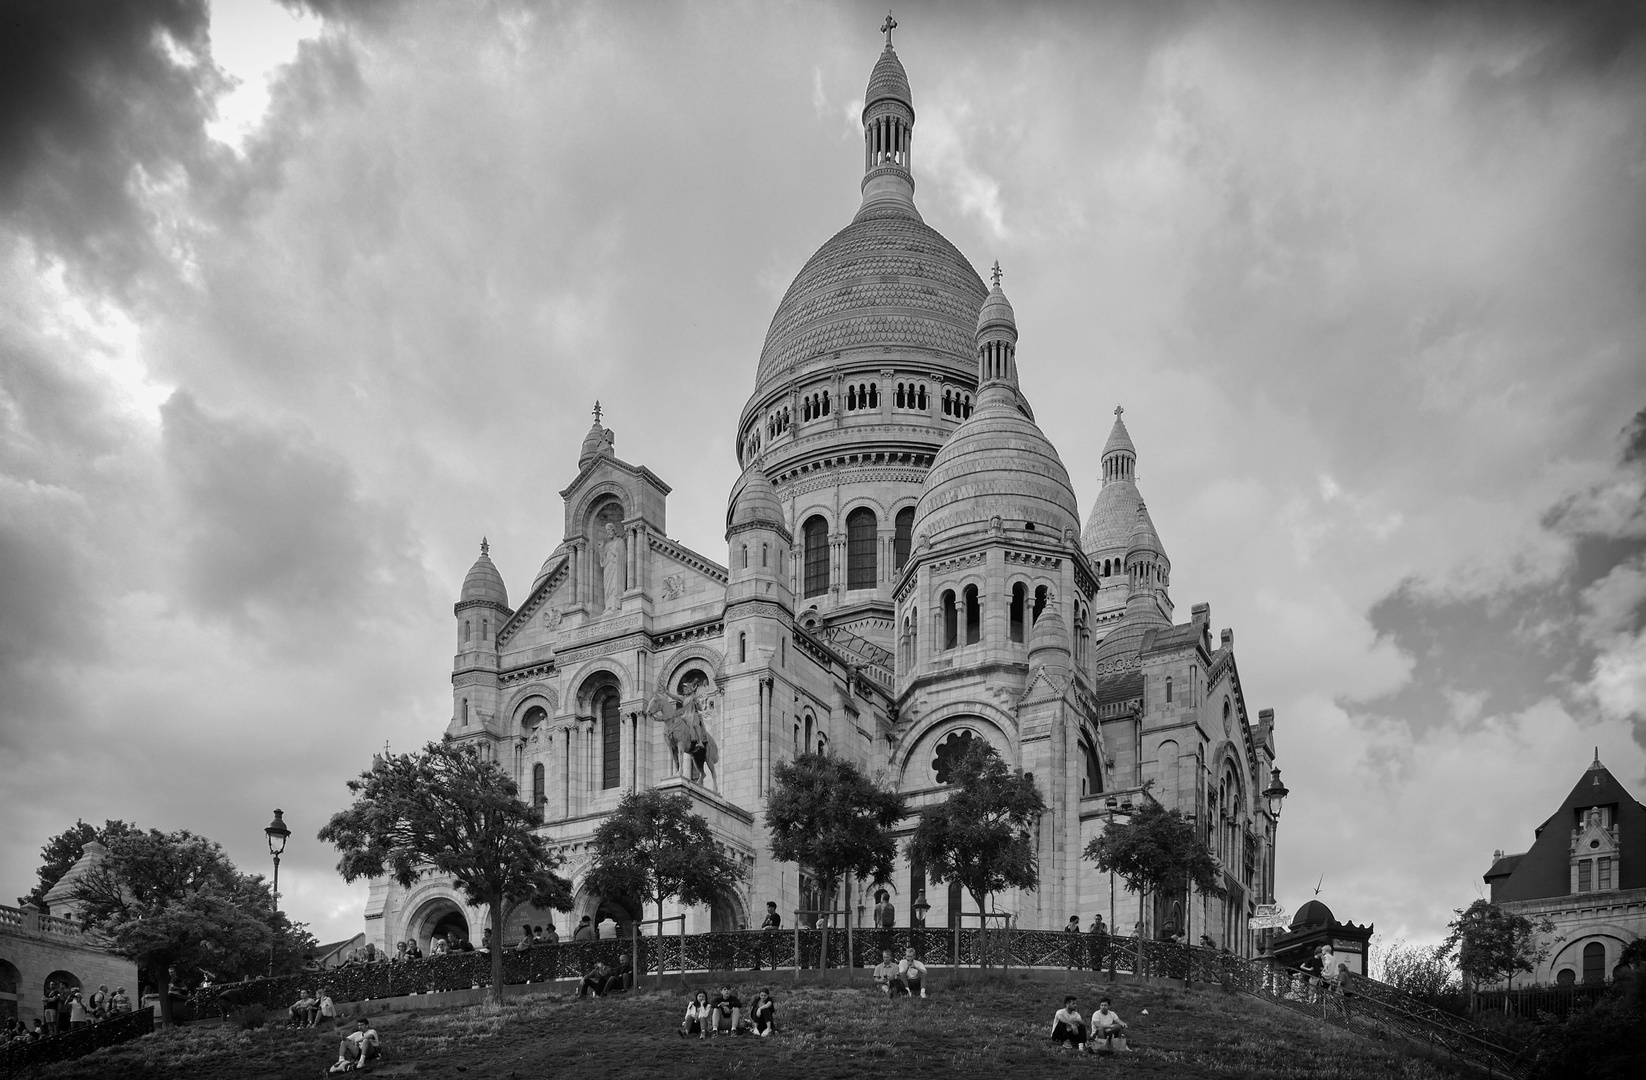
[622,710,639,792]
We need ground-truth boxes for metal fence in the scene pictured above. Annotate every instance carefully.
[0,1008,154,1079]
[1472,982,1612,1019]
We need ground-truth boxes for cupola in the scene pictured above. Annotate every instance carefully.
[459,538,509,608]
[858,13,918,219]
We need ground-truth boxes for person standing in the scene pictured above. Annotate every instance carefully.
[573,916,596,942]
[1088,914,1109,972]
[55,986,73,1033]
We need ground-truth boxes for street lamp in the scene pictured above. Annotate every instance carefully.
[265,809,291,976]
[1259,769,1289,959]
[912,891,930,928]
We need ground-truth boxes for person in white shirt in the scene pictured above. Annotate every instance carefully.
[1050,995,1089,1052]
[330,1018,380,1072]
[898,947,927,998]
[680,991,713,1039]
[1091,997,1129,1051]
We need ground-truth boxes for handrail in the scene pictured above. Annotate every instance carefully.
[0,1008,154,1079]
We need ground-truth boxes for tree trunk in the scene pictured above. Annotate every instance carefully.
[819,877,833,972]
[488,896,505,1003]
[656,894,667,989]
[154,966,173,1026]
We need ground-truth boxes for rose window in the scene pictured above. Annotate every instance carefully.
[932,729,979,785]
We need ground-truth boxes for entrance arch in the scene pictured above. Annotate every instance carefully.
[406,896,471,953]
[710,889,747,933]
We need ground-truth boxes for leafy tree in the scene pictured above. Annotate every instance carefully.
[766,752,906,968]
[71,829,275,1024]
[1084,796,1227,914]
[318,738,574,1002]
[21,819,139,911]
[584,788,748,984]
[905,740,1045,963]
[1442,899,1558,991]
[1525,967,1646,1080]
[1372,939,1463,1012]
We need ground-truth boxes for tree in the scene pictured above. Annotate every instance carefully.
[1083,795,1225,957]
[71,829,275,1024]
[584,788,747,985]
[766,752,907,968]
[905,740,1045,963]
[1373,939,1463,1011]
[1442,899,1558,992]
[21,819,139,911]
[318,738,574,1002]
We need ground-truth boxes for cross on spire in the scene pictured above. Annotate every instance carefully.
[480,536,489,556]
[1115,405,1124,418]
[591,400,603,423]
[990,260,1003,287]
[881,11,897,47]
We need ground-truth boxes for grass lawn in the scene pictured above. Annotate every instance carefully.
[34,974,1468,1080]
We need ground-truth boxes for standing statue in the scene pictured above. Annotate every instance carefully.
[600,522,626,612]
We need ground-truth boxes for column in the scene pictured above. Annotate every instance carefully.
[623,710,639,792]
[555,726,570,820]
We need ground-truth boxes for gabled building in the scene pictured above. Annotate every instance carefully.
[1483,751,1646,985]
[363,24,1283,959]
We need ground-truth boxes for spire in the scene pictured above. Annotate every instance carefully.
[579,405,616,468]
[480,536,489,556]
[975,262,1019,398]
[1101,405,1137,485]
[859,17,917,218]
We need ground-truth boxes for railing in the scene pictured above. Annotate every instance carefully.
[0,1008,154,1079]
[188,929,1529,1077]
[0,904,84,938]
[1473,982,1612,1019]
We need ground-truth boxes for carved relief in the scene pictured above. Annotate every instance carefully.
[662,573,687,600]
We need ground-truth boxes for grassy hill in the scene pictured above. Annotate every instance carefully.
[34,974,1470,1080]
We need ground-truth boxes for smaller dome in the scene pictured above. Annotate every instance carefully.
[1290,900,1334,929]
[864,46,912,116]
[579,420,614,468]
[1081,479,1142,560]
[1028,596,1071,663]
[976,281,1017,338]
[460,540,508,607]
[1127,502,1164,558]
[531,547,568,594]
[727,464,787,535]
[1103,410,1136,459]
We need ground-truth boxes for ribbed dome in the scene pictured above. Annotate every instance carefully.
[1127,501,1164,558]
[579,420,614,468]
[913,385,1079,547]
[1028,596,1071,661]
[1103,412,1136,459]
[976,282,1016,337]
[727,464,786,535]
[864,46,912,114]
[1081,479,1143,558]
[460,542,508,607]
[751,215,986,394]
[1091,607,1159,670]
[531,547,568,594]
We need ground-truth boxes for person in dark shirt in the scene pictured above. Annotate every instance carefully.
[709,985,743,1034]
[751,988,776,1037]
[760,902,781,930]
[603,956,632,994]
[573,916,596,942]
[575,962,610,999]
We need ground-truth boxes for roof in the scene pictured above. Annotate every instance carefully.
[1102,412,1136,460]
[1291,900,1334,928]
[976,281,1016,338]
[459,542,509,607]
[1486,754,1646,902]
[1082,477,1143,559]
[1127,501,1165,558]
[864,45,913,115]
[1091,669,1143,707]
[1483,853,1525,883]
[727,464,787,536]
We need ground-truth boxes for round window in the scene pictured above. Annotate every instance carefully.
[932,729,980,785]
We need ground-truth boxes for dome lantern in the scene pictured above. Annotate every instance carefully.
[859,14,918,219]
[975,260,1020,396]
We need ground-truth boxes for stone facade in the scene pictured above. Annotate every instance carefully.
[1484,753,1646,985]
[367,33,1282,958]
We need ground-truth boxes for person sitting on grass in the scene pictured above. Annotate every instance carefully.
[329,1017,381,1073]
[288,988,318,1027]
[751,988,776,1037]
[603,955,633,994]
[709,985,743,1034]
[1091,997,1129,1052]
[1050,995,1090,1053]
[315,987,337,1029]
[873,949,903,997]
[899,947,928,998]
[680,991,712,1039]
[575,961,611,999]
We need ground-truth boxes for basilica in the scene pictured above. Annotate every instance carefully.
[364,29,1284,957]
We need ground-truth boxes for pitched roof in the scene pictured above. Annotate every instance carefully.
[1486,754,1646,902]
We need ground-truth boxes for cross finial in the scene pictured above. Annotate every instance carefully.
[384,740,391,757]
[480,536,489,556]
[990,260,1003,287]
[1115,404,1124,418]
[592,400,603,423]
[881,11,897,47]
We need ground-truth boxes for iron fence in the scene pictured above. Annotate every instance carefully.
[0,1007,154,1079]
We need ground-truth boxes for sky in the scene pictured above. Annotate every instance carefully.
[1,0,1643,951]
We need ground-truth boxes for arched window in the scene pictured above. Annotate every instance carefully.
[848,385,858,410]
[762,542,769,568]
[1166,677,1173,703]
[896,383,906,408]
[1033,585,1049,624]
[868,383,879,408]
[1556,968,1576,986]
[739,632,747,664]
[822,390,830,415]
[794,721,800,753]
[461,698,469,726]
[740,544,749,569]
[804,715,814,753]
[917,384,927,410]
[847,508,877,589]
[942,389,952,415]
[1583,942,1606,984]
[463,619,471,642]
[894,507,914,571]
[482,618,489,640]
[942,589,958,650]
[598,687,621,790]
[803,516,829,597]
[964,584,981,645]
[1080,739,1104,797]
[1010,582,1026,642]
[532,763,546,807]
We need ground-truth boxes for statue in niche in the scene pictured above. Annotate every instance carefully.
[600,522,627,613]
[650,671,717,786]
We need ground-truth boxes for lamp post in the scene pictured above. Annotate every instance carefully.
[1259,768,1289,960]
[1102,795,1134,978]
[265,809,291,976]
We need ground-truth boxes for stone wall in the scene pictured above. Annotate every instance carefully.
[0,905,138,1025]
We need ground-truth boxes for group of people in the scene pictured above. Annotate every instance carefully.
[680,986,777,1038]
[1050,995,1130,1053]
[871,947,929,998]
[9,982,135,1044]
[572,956,634,999]
[286,987,338,1028]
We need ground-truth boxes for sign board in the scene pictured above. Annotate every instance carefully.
[1254,904,1287,920]
[1331,939,1363,953]
[1247,915,1291,930]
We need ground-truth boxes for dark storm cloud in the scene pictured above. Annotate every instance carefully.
[159,391,416,630]
[0,0,224,289]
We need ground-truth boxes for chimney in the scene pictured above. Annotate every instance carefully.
[1493,849,1504,862]
[1220,628,1234,649]
[1191,602,1209,623]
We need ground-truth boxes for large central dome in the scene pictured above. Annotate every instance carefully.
[752,210,986,394]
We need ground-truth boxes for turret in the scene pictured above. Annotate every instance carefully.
[858,13,918,218]
[452,538,509,739]
[725,465,793,667]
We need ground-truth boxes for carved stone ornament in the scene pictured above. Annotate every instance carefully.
[662,573,687,600]
[541,606,562,629]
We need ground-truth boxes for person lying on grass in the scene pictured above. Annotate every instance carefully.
[1050,995,1090,1052]
[709,985,744,1034]
[680,991,713,1039]
[899,947,928,998]
[329,1017,381,1073]
[873,949,903,996]
[1091,997,1129,1052]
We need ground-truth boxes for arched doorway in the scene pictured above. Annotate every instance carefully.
[710,889,747,933]
[406,897,471,953]
[45,970,80,994]
[0,960,19,1021]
